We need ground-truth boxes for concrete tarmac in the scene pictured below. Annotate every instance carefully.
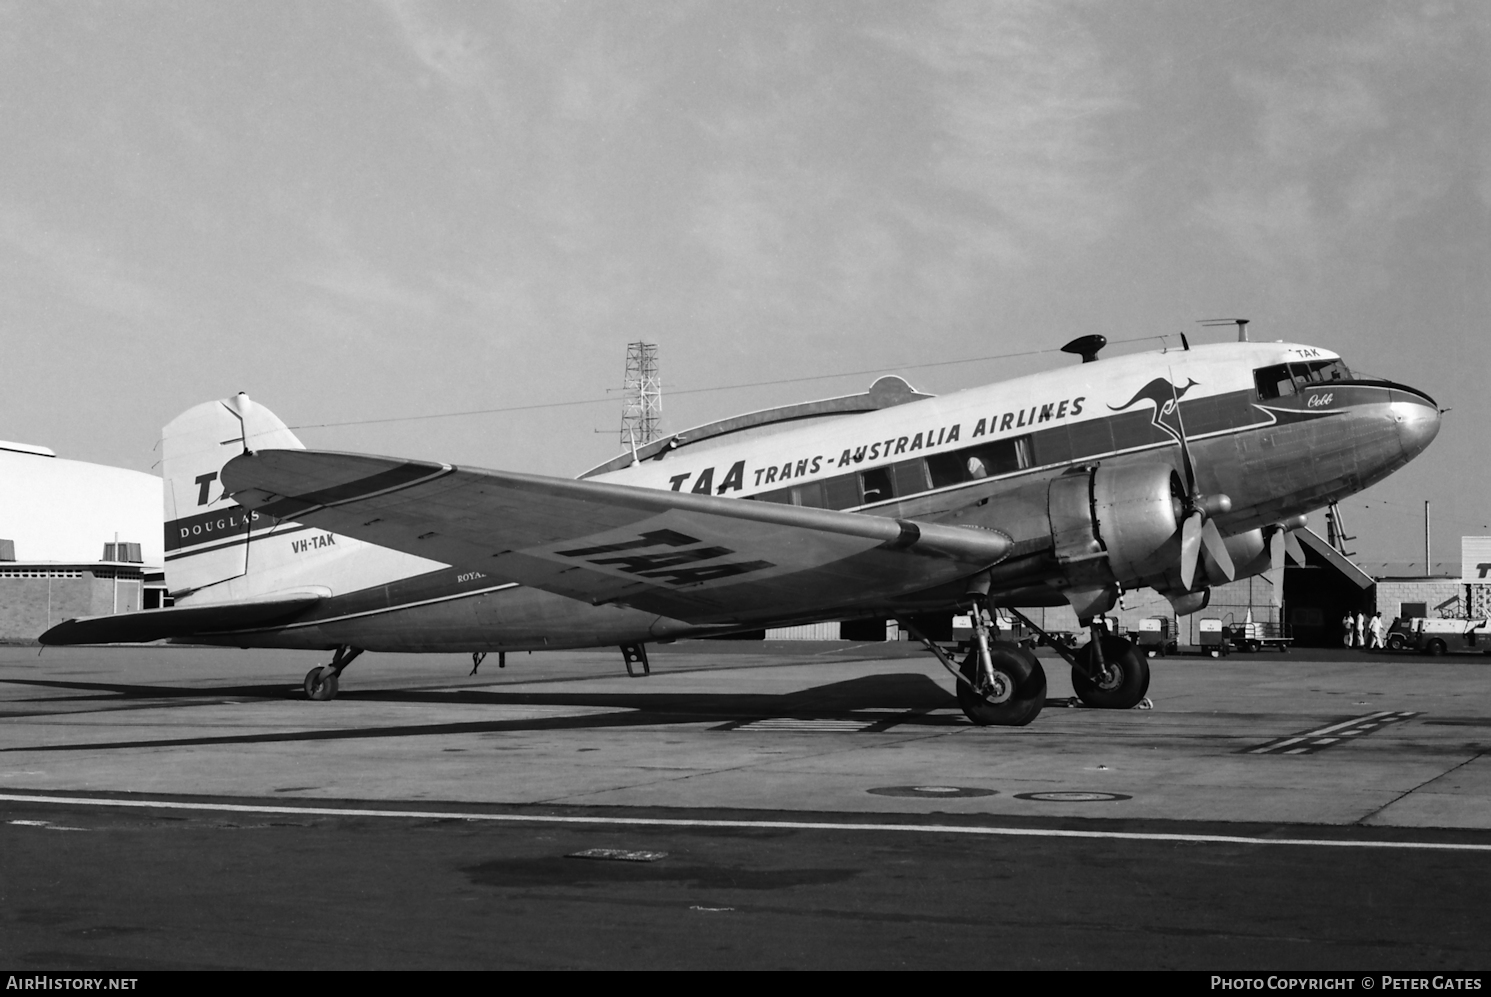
[2,640,1489,969]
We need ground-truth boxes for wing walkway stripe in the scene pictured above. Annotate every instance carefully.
[2,793,1489,853]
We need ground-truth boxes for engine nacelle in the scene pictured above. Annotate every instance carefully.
[968,463,1248,618]
[1047,463,1185,602]
[1166,589,1210,616]
[1223,528,1269,581]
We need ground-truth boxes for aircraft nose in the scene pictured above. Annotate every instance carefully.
[1390,387,1441,461]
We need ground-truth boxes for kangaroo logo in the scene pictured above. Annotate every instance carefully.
[1109,377,1199,446]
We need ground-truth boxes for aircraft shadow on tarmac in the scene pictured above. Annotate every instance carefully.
[0,672,964,753]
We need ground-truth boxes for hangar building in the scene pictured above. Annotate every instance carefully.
[0,441,162,642]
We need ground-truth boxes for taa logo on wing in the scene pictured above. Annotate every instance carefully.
[556,529,773,585]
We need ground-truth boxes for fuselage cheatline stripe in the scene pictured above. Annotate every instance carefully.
[164,524,317,562]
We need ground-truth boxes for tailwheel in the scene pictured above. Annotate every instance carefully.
[303,665,339,701]
[302,645,363,702]
[957,641,1046,727]
[1072,636,1149,709]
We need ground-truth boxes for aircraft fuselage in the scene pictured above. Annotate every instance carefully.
[177,341,1439,652]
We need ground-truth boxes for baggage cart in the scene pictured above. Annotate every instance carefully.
[1225,620,1293,653]
[1198,618,1229,657]
[1134,616,1178,657]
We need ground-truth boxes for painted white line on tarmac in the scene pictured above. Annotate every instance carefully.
[1302,712,1394,737]
[2,792,1491,853]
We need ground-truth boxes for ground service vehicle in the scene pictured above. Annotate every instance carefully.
[1385,617,1415,651]
[1397,618,1491,656]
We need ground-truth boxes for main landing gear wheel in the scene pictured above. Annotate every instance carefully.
[1072,636,1149,710]
[957,641,1046,727]
[303,665,339,701]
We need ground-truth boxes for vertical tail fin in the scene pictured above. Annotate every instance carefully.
[162,394,306,602]
[162,394,444,605]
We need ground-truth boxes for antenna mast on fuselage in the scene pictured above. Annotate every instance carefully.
[1201,318,1251,342]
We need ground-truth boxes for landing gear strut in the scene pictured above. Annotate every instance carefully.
[304,645,363,701]
[1007,610,1150,710]
[469,651,505,676]
[1072,628,1149,710]
[899,612,1046,727]
[621,643,650,677]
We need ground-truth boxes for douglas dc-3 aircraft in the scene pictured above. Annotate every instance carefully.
[42,333,1440,726]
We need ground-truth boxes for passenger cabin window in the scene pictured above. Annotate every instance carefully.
[925,436,1029,489]
[860,467,893,504]
[823,475,861,510]
[750,433,1035,510]
[890,459,930,497]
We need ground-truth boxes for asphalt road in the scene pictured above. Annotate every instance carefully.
[2,641,1489,970]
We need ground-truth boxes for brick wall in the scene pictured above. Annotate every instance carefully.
[0,566,142,642]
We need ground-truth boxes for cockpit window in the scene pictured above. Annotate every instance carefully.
[1254,364,1296,399]
[1290,359,1352,384]
[1255,359,1353,399]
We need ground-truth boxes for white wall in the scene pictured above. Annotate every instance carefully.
[1374,578,1466,620]
[0,448,162,567]
[765,623,842,640]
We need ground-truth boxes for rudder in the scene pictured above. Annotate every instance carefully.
[162,393,306,602]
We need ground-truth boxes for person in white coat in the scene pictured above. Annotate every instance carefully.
[1369,611,1385,650]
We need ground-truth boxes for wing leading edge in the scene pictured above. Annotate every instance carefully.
[221,450,1010,625]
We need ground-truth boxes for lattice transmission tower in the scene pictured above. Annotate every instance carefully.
[619,341,662,451]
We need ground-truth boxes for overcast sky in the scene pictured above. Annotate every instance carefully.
[2,0,1486,567]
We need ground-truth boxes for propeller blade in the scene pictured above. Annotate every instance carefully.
[1180,512,1203,590]
[1168,376,1198,496]
[1265,530,1285,607]
[1263,528,1295,607]
[1200,518,1236,582]
[1284,530,1307,566]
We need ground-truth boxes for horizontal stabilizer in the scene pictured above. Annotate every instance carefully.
[39,595,323,646]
